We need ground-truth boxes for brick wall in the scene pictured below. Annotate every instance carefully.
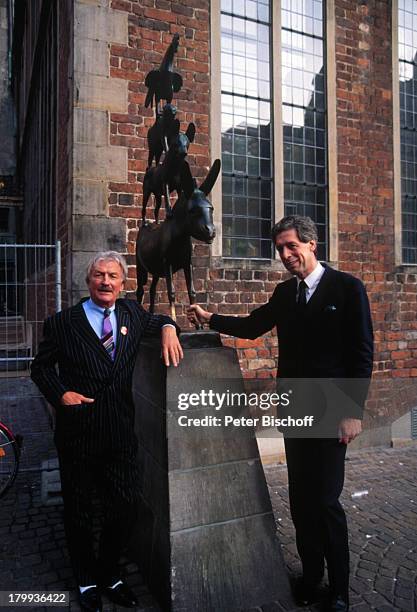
[107,0,211,285]
[107,0,281,382]
[335,0,417,423]
[104,1,416,419]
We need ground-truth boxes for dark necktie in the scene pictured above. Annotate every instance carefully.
[297,280,308,307]
[101,308,115,360]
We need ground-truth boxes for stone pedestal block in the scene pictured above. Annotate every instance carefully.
[130,331,293,612]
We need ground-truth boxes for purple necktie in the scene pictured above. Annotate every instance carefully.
[101,308,115,360]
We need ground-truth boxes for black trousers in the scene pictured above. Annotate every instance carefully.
[57,442,140,586]
[284,437,349,601]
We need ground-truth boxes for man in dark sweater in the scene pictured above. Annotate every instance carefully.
[187,216,373,612]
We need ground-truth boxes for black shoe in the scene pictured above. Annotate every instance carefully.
[292,576,322,606]
[78,587,102,612]
[104,581,138,608]
[324,595,349,611]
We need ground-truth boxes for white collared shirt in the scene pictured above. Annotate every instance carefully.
[296,262,325,303]
[83,298,118,348]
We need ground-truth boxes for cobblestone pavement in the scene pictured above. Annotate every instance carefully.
[267,447,417,612]
[0,378,416,611]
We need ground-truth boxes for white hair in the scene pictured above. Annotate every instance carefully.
[85,251,128,283]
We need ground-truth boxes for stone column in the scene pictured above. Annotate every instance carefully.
[130,332,293,611]
[71,0,129,302]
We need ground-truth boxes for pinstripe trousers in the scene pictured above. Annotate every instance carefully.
[57,434,140,585]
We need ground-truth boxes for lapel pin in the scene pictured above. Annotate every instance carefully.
[121,326,128,335]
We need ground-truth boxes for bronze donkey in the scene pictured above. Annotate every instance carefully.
[136,160,220,318]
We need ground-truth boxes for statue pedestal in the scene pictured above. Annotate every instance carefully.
[129,331,293,611]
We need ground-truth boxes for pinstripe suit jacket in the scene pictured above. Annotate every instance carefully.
[31,298,178,452]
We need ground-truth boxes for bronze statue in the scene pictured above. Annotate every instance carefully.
[144,33,182,108]
[146,103,178,169]
[136,160,220,319]
[142,121,196,223]
[138,34,220,320]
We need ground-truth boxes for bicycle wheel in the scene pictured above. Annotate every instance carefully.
[0,423,19,498]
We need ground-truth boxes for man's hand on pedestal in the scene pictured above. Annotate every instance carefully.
[338,418,362,444]
[60,391,94,405]
[162,325,184,367]
[186,305,212,327]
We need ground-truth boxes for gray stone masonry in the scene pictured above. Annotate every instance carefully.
[0,0,15,175]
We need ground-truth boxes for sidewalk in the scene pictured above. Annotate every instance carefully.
[0,379,416,611]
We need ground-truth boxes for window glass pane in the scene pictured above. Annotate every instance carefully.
[399,3,417,263]
[221,0,273,258]
[281,0,328,258]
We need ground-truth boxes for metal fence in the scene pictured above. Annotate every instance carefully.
[0,242,61,471]
[0,241,61,374]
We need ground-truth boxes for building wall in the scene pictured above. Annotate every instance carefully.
[10,0,72,325]
[99,0,416,426]
[335,1,417,424]
[57,0,74,309]
[71,0,129,303]
[12,1,417,428]
[107,0,213,304]
[0,0,15,175]
[106,0,281,382]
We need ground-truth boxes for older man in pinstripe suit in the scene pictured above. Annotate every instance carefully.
[31,251,182,612]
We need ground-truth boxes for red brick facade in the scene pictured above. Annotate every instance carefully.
[102,0,417,422]
[335,1,417,420]
[107,0,282,384]
[3,0,404,424]
[6,0,416,432]
[108,1,212,300]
